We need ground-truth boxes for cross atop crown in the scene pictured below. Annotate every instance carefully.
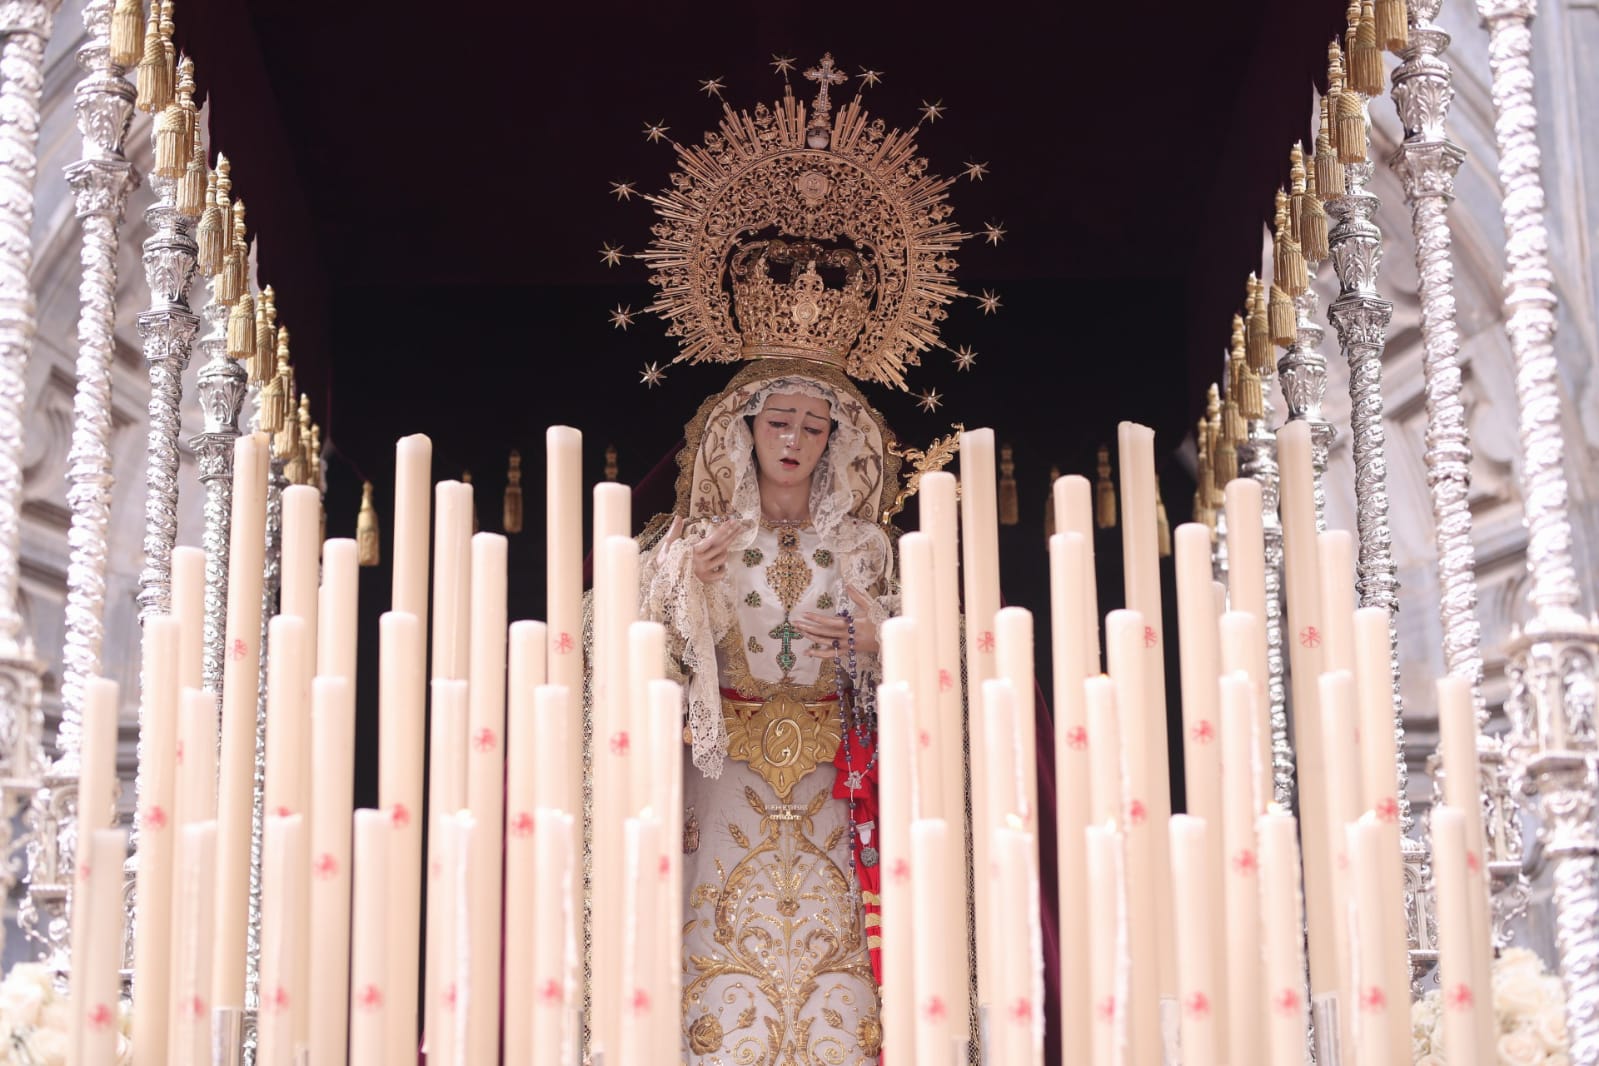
[803,53,848,147]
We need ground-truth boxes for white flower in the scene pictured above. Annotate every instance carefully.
[35,997,71,1036]
[1536,1003,1569,1053]
[0,976,47,1030]
[1497,964,1548,1019]
[1414,1055,1447,1066]
[1498,1028,1548,1066]
[27,1025,70,1066]
[115,1031,135,1065]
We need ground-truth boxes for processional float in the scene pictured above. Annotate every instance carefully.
[0,0,1592,1063]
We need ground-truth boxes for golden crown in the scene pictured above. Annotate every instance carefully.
[610,53,1002,393]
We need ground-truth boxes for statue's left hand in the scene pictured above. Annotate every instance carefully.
[797,587,881,659]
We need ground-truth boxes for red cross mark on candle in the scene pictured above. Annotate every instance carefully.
[918,729,932,750]
[231,637,248,660]
[358,984,384,1011]
[1298,626,1321,649]
[538,979,564,1006]
[554,632,575,655]
[1375,796,1400,823]
[1273,988,1302,1016]
[609,731,631,757]
[175,739,184,765]
[182,994,207,1020]
[442,983,458,1012]
[1360,986,1387,1013]
[1126,798,1147,826]
[141,805,168,831]
[1065,725,1088,751]
[1143,625,1158,649]
[1447,983,1474,1011]
[273,805,293,818]
[1184,991,1210,1018]
[922,996,948,1023]
[938,668,954,692]
[658,853,671,880]
[429,858,442,879]
[1190,720,1215,744]
[77,861,92,882]
[976,631,995,654]
[511,811,535,838]
[1008,997,1034,1024]
[472,727,497,754]
[88,1003,113,1030]
[629,988,652,1016]
[1095,995,1116,1023]
[390,802,411,829]
[313,852,339,880]
[890,858,911,884]
[1466,849,1481,874]
[265,985,290,1014]
[1231,849,1258,875]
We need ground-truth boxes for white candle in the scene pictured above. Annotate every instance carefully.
[618,814,663,1065]
[349,809,390,1066]
[261,613,311,1047]
[281,483,322,667]
[1218,610,1269,810]
[1437,676,1497,1054]
[1218,674,1262,1066]
[1084,676,1124,827]
[982,678,1021,823]
[592,531,639,1061]
[1317,530,1356,676]
[1274,420,1333,996]
[1318,668,1362,1053]
[432,812,473,1066]
[1348,814,1395,1066]
[132,618,180,1066]
[1223,479,1266,633]
[1054,473,1101,671]
[1430,805,1485,1066]
[1258,809,1309,1066]
[995,606,1037,829]
[214,432,268,1008]
[318,538,360,683]
[431,479,474,682]
[533,685,571,812]
[309,676,356,1066]
[910,818,955,1063]
[170,821,216,1066]
[256,814,306,1066]
[392,434,433,621]
[504,619,548,1066]
[172,687,218,830]
[1170,815,1219,1066]
[878,681,916,1060]
[994,824,1044,1066]
[76,829,127,1066]
[69,676,119,1066]
[628,620,666,820]
[959,429,1001,1010]
[1353,606,1414,1058]
[1050,531,1092,1066]
[1085,822,1122,1066]
[530,809,576,1066]
[378,611,425,1066]
[545,427,584,823]
[647,678,684,1054]
[899,532,947,821]
[463,533,508,1066]
[170,545,205,690]
[424,677,468,1055]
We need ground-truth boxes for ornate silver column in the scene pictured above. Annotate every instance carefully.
[59,0,139,761]
[135,33,200,624]
[1477,0,1599,1054]
[1323,35,1412,834]
[1273,238,1337,530]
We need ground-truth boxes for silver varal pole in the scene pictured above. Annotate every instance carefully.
[1476,0,1599,1054]
[192,273,243,695]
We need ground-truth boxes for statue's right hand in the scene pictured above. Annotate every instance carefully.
[691,518,741,584]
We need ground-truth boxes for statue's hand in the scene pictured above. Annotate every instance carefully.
[689,517,741,585]
[798,587,882,659]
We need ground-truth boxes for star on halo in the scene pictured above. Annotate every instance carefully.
[642,120,670,144]
[771,54,796,78]
[699,77,726,99]
[977,288,1003,315]
[982,221,1007,246]
[609,181,636,202]
[639,361,667,388]
[598,243,625,268]
[917,388,944,413]
[963,160,990,182]
[919,99,946,123]
[858,67,884,88]
[609,304,635,330]
[952,344,977,371]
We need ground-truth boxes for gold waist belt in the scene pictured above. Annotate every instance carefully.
[720,693,843,802]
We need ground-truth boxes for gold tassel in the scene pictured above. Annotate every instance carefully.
[196,171,223,275]
[219,199,246,305]
[1094,445,1116,529]
[1376,0,1408,53]
[1268,283,1295,347]
[1314,94,1346,200]
[1351,1,1385,95]
[264,329,290,438]
[1244,274,1271,373]
[1273,188,1308,296]
[1288,144,1308,245]
[1222,395,1247,446]
[176,125,206,217]
[227,289,256,360]
[604,446,619,482]
[308,423,323,492]
[998,443,1019,527]
[1337,90,1368,165]
[1043,464,1060,539]
[153,56,194,179]
[1155,486,1172,558]
[1299,164,1330,262]
[251,286,276,385]
[357,482,381,567]
[1238,362,1265,423]
[462,471,479,534]
[134,9,170,113]
[1193,427,1214,531]
[503,450,524,534]
[110,0,144,69]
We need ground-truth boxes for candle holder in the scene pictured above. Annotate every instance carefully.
[212,1004,245,1066]
[1310,993,1343,1066]
[245,445,285,1028]
[0,0,60,966]
[192,270,245,695]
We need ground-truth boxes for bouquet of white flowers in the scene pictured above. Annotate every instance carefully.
[1412,947,1569,1064]
[0,963,131,1065]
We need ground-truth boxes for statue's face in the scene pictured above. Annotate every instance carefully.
[751,392,832,491]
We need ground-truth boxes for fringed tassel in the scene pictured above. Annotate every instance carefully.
[1314,124,1345,200]
[219,247,242,305]
[1275,234,1307,297]
[252,289,275,385]
[226,290,256,360]
[1376,0,1408,52]
[1223,397,1246,445]
[1193,434,1214,532]
[357,482,381,567]
[1337,91,1368,164]
[153,102,190,179]
[258,373,284,435]
[110,0,144,68]
[134,15,170,113]
[1094,446,1116,529]
[503,450,525,534]
[196,173,224,276]
[462,471,479,534]
[603,446,619,482]
[307,423,323,493]
[1043,465,1060,539]
[1155,489,1172,558]
[1213,438,1238,491]
[1245,277,1271,373]
[1299,170,1330,261]
[1238,363,1265,423]
[1268,284,1296,348]
[998,444,1019,527]
[1351,1,1385,95]
[176,127,206,217]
